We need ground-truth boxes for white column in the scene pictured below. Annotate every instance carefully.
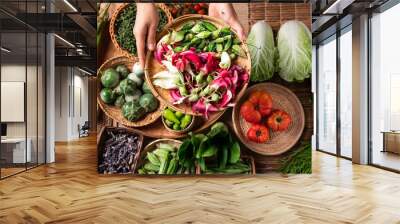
[46,33,55,163]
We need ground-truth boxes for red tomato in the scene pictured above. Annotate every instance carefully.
[248,91,273,116]
[267,110,292,131]
[197,9,206,15]
[198,3,207,8]
[193,4,201,11]
[247,124,270,143]
[240,101,262,124]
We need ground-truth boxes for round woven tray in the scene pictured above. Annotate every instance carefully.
[232,83,305,156]
[144,14,251,116]
[109,3,173,58]
[97,56,163,127]
[135,139,182,174]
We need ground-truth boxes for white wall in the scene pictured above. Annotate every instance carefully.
[54,67,89,141]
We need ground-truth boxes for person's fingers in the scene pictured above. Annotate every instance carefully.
[134,25,147,69]
[147,23,157,51]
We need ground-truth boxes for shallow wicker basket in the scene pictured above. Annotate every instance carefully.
[145,15,251,116]
[232,83,305,156]
[109,3,173,57]
[97,56,163,127]
[135,139,183,174]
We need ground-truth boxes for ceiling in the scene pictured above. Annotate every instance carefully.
[0,0,96,74]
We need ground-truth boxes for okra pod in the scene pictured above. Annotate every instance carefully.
[202,22,217,32]
[197,40,206,49]
[214,37,224,43]
[191,23,205,33]
[220,27,231,35]
[233,37,241,44]
[211,29,220,39]
[232,45,246,57]
[196,31,212,39]
[190,37,201,45]
[216,43,223,52]
[184,33,194,42]
[224,38,232,51]
[180,21,195,31]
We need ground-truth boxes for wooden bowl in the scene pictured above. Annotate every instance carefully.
[97,126,144,174]
[232,83,305,156]
[135,139,183,174]
[144,14,251,116]
[97,56,163,127]
[109,3,173,57]
[161,112,196,135]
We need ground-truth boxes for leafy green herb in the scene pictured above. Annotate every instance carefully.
[279,142,312,174]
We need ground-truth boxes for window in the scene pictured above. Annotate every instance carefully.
[317,36,337,154]
[370,3,400,171]
[339,28,352,158]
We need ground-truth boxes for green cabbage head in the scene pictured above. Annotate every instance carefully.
[246,21,276,82]
[277,20,311,82]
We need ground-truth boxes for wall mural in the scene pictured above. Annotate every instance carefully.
[97,2,312,175]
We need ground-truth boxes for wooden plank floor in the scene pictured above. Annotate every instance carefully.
[1,136,400,224]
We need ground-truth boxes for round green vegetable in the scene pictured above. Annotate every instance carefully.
[125,89,142,102]
[101,68,120,88]
[122,100,146,121]
[142,82,152,94]
[139,93,159,112]
[132,62,144,77]
[114,95,125,108]
[100,88,115,104]
[115,65,129,78]
[128,73,143,86]
[119,78,136,95]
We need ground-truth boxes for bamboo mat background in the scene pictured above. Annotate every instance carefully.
[244,2,313,173]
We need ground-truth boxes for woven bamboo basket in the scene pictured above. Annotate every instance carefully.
[135,139,194,175]
[97,126,144,174]
[97,56,163,127]
[232,83,305,156]
[109,3,173,58]
[161,113,196,135]
[144,14,251,116]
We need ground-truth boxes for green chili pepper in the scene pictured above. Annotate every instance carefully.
[180,114,192,129]
[196,31,212,39]
[173,123,180,130]
[229,142,241,164]
[202,22,217,32]
[175,111,184,119]
[163,108,180,124]
[216,43,223,52]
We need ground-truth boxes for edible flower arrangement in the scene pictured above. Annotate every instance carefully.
[152,20,249,117]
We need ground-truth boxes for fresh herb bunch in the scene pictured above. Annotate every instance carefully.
[279,142,311,174]
[115,4,168,55]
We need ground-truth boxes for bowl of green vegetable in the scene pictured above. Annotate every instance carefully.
[97,55,164,127]
[136,139,196,175]
[110,3,173,57]
[161,107,195,134]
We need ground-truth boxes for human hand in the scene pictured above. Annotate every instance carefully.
[208,3,246,40]
[134,3,159,69]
